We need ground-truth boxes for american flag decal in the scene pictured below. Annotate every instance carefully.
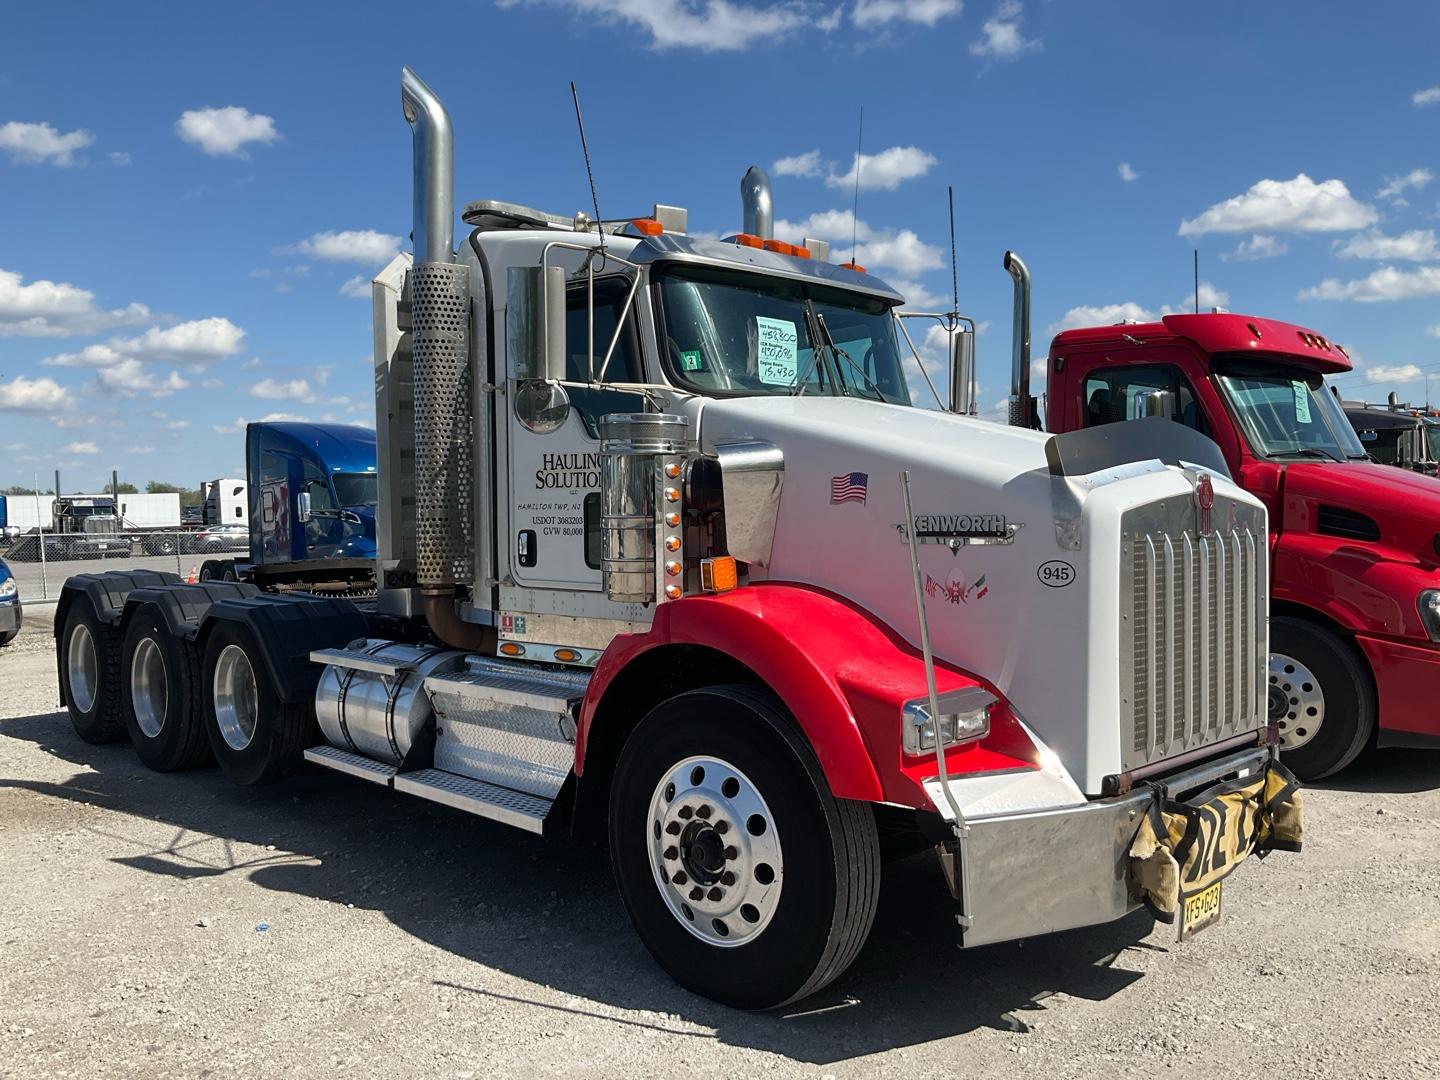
[830,472,868,504]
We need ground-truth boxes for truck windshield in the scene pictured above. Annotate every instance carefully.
[656,265,911,405]
[1215,362,1366,461]
[331,472,379,507]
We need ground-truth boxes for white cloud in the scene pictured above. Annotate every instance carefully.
[852,0,960,27]
[128,446,155,454]
[1047,302,1156,335]
[1333,229,1438,262]
[200,378,223,390]
[1221,234,1288,262]
[1364,364,1423,384]
[0,268,150,338]
[60,441,99,454]
[1300,266,1440,302]
[1427,324,1440,339]
[1413,87,1440,107]
[252,377,312,400]
[42,317,245,370]
[166,419,191,430]
[339,275,371,299]
[1376,168,1432,205]
[0,121,94,166]
[109,151,132,166]
[286,229,403,265]
[774,209,942,276]
[826,146,937,191]
[969,0,1040,59]
[772,150,822,178]
[0,374,68,412]
[1161,281,1230,315]
[497,0,817,50]
[1118,162,1138,182]
[175,106,279,157]
[891,279,948,309]
[1179,174,1377,237]
[94,360,191,399]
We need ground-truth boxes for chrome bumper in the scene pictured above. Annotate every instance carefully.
[932,743,1275,948]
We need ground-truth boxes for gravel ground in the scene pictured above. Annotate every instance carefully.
[2,606,1438,1079]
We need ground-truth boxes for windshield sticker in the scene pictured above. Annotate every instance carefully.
[1293,382,1312,424]
[679,349,705,372]
[755,316,798,386]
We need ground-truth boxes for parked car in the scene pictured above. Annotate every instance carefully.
[0,557,21,646]
[193,524,249,553]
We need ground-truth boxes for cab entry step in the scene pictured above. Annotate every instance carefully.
[393,769,552,834]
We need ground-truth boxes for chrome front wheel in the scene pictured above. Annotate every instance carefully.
[1270,652,1324,751]
[646,756,783,948]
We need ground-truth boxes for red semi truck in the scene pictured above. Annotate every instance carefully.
[1000,255,1440,779]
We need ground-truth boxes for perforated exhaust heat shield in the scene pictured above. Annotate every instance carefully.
[410,261,473,587]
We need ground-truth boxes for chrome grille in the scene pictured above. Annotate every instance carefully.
[1120,495,1267,770]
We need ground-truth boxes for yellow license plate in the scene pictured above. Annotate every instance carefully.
[1180,880,1224,940]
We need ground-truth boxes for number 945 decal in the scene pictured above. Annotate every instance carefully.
[1037,560,1076,588]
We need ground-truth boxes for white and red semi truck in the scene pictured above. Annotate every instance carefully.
[52,69,1300,1009]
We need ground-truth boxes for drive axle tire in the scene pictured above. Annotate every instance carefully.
[60,600,126,744]
[0,629,17,647]
[609,686,880,1010]
[121,608,211,772]
[1271,617,1375,781]
[201,621,311,785]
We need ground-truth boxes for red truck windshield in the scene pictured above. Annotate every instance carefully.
[1216,362,1367,462]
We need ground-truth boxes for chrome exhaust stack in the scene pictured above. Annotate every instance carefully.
[401,67,484,649]
[741,166,774,240]
[1004,251,1033,429]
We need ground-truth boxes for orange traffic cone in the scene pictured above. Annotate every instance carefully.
[186,564,198,584]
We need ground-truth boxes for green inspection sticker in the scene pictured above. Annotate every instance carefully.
[680,349,706,372]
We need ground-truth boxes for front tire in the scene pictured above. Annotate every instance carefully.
[60,600,125,743]
[609,686,880,1009]
[201,621,311,785]
[1271,617,1375,780]
[121,608,211,772]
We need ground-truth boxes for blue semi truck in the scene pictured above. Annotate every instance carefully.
[198,421,378,594]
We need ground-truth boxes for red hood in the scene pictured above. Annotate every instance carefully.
[1283,461,1440,557]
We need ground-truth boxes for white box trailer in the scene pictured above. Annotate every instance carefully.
[0,495,56,534]
[114,493,182,530]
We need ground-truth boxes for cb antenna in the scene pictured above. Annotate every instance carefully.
[947,185,959,324]
[1193,248,1199,314]
[570,81,605,259]
[850,106,864,266]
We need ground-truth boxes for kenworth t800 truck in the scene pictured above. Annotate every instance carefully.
[53,70,1300,1009]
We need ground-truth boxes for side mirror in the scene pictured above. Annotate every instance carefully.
[1132,389,1175,420]
[507,265,567,383]
[948,328,975,415]
[297,491,312,523]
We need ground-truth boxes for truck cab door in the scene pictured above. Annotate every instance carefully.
[505,275,646,591]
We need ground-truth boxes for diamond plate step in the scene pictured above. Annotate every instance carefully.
[425,658,590,800]
[304,744,399,785]
[393,769,552,835]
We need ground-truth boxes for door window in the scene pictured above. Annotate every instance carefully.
[1082,364,1209,435]
[564,277,645,433]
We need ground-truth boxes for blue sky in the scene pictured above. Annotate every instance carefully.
[2,1,1439,490]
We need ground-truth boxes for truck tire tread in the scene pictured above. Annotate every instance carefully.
[62,601,126,744]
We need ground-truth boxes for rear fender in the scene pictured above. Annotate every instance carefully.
[577,582,1034,808]
[197,593,368,704]
[122,581,264,642]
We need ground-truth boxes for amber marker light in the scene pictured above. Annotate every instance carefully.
[630,218,664,236]
[665,584,683,599]
[665,560,682,576]
[664,487,680,502]
[665,536,682,551]
[665,462,681,478]
[700,556,738,593]
[664,512,680,527]
[554,648,580,663]
[499,642,526,657]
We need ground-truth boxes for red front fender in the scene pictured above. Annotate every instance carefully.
[576,582,1033,807]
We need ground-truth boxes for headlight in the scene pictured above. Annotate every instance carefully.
[0,577,15,598]
[1418,590,1440,642]
[902,686,994,754]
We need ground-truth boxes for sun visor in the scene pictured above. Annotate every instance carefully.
[1044,417,1231,479]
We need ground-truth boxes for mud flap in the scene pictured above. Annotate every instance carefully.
[1128,758,1304,925]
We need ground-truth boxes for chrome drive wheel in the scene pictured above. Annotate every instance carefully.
[201,621,312,785]
[68,622,98,715]
[646,756,783,948]
[121,606,211,773]
[130,636,168,739]
[610,686,879,1010]
[213,644,258,751]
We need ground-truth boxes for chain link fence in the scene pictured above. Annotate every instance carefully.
[0,530,248,600]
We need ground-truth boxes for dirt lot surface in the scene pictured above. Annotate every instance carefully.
[2,606,1438,1079]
